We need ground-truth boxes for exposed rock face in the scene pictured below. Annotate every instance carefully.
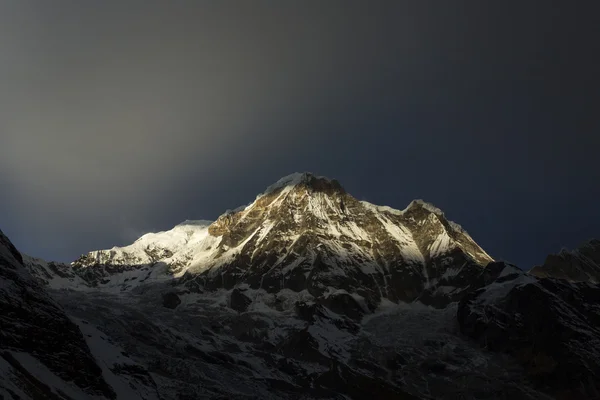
[23,254,87,288]
[458,262,600,399]
[228,287,253,312]
[320,291,365,320]
[162,291,182,309]
[0,230,116,399]
[530,239,600,283]
[418,261,514,308]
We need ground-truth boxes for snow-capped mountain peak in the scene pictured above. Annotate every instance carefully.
[259,172,344,198]
[26,173,493,309]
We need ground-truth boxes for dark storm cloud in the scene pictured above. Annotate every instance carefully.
[0,1,598,267]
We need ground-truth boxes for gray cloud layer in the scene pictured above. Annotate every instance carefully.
[0,2,426,253]
[1,2,598,266]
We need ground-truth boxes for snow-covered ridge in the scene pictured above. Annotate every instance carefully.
[42,220,221,292]
[363,198,476,241]
[406,199,444,215]
[22,254,88,289]
[133,219,212,245]
[364,199,447,218]
[365,198,450,221]
[26,173,493,298]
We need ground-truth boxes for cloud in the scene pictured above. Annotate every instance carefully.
[0,2,430,257]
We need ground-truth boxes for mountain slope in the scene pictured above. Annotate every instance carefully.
[23,254,87,289]
[11,173,600,399]
[459,262,600,398]
[1,230,162,400]
[0,230,115,399]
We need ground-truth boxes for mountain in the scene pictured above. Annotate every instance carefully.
[530,239,600,283]
[45,173,493,310]
[10,172,600,399]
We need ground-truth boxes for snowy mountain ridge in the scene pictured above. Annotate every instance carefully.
[5,173,600,399]
[30,173,493,308]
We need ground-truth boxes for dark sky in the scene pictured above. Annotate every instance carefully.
[1,1,599,269]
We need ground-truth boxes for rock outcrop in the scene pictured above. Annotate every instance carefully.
[530,239,600,283]
[458,262,600,399]
[0,230,116,399]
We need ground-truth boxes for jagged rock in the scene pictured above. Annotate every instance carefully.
[418,260,517,308]
[162,291,181,309]
[0,230,116,399]
[276,329,331,365]
[228,288,252,312]
[313,361,420,400]
[458,264,600,399]
[229,314,271,343]
[294,300,325,322]
[530,239,600,283]
[420,359,447,374]
[320,291,365,320]
[385,352,407,370]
